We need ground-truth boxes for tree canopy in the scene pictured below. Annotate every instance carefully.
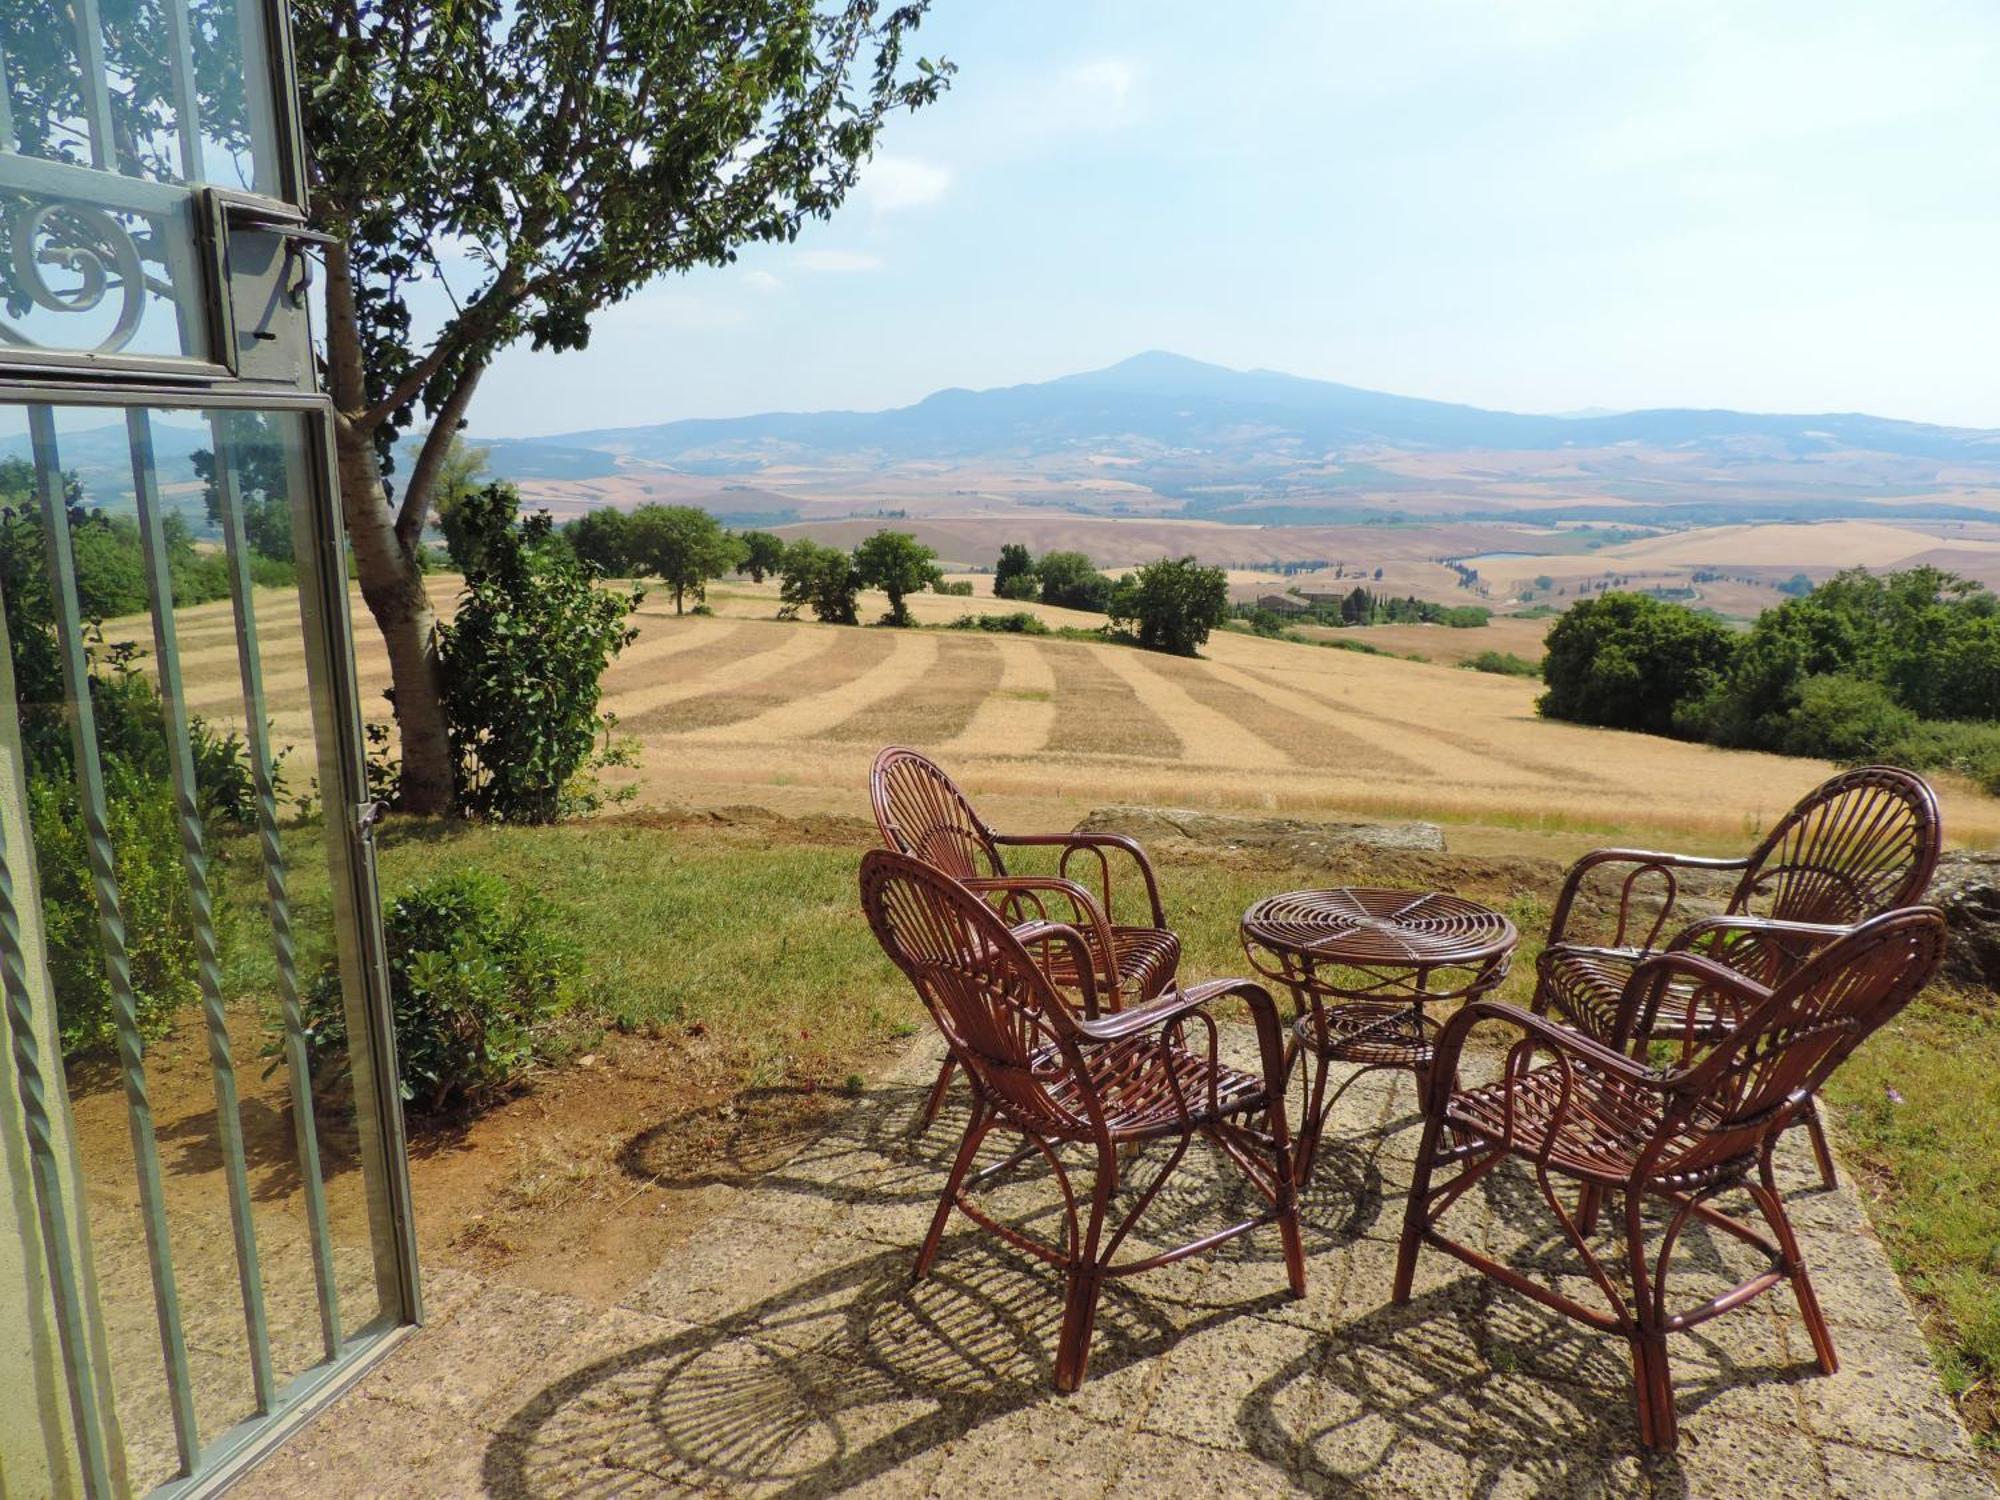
[777,540,860,625]
[1036,550,1113,613]
[738,530,787,583]
[1109,557,1230,656]
[295,0,951,811]
[627,505,743,613]
[1537,592,1737,736]
[993,543,1039,601]
[853,530,941,625]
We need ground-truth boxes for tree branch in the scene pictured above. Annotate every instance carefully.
[395,359,486,550]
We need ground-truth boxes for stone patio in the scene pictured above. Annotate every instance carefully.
[241,1031,1995,1498]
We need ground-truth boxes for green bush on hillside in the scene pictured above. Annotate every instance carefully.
[1540,568,2000,792]
[297,870,581,1114]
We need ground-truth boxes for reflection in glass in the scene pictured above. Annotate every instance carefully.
[0,402,394,1490]
[0,187,207,359]
[0,0,276,190]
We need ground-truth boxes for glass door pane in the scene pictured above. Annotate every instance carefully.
[0,399,402,1494]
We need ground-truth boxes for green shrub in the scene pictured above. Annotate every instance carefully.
[934,579,974,597]
[1538,591,1737,735]
[436,485,639,823]
[298,871,582,1114]
[33,775,199,1057]
[1464,650,1540,678]
[945,611,1050,635]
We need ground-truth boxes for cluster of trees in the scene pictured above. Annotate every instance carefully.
[1298,588,1489,629]
[992,544,1118,612]
[988,545,1230,655]
[558,504,784,613]
[1539,568,2000,790]
[778,530,943,626]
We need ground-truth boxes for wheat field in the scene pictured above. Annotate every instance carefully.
[133,576,2000,853]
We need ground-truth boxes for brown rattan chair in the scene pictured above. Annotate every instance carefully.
[1397,906,1947,1451]
[1533,765,1941,1186]
[860,848,1304,1391]
[871,746,1181,1128]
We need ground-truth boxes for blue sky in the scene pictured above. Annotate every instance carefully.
[467,1,2000,438]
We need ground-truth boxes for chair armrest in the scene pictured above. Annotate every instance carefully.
[1618,948,1776,1054]
[1546,847,1751,951]
[966,876,1119,1012]
[1006,918,1102,1019]
[1074,978,1289,1112]
[1430,998,1661,1114]
[992,830,1169,930]
[1665,914,1852,985]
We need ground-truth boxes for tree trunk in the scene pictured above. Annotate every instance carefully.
[332,419,456,814]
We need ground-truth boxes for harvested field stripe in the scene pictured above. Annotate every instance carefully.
[676,630,939,744]
[1043,641,1182,762]
[1095,647,1291,770]
[1230,659,1547,788]
[944,637,1057,756]
[1189,660,1427,775]
[610,625,835,726]
[600,618,748,689]
[822,635,1005,746]
[636,627,895,737]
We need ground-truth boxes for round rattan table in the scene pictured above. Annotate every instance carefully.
[1240,887,1518,1183]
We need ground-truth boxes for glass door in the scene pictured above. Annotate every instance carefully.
[0,3,418,1498]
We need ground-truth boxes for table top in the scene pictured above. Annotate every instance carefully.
[1240,886,1518,970]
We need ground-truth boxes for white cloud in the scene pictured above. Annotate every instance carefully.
[1064,58,1140,125]
[795,249,885,273]
[741,268,784,293]
[860,154,952,210]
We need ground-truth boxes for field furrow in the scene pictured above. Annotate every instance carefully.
[597,617,748,691]
[610,625,833,730]
[822,635,1004,746]
[1043,641,1183,762]
[1227,658,1534,787]
[654,629,910,740]
[677,629,940,744]
[944,637,1058,756]
[1094,647,1292,770]
[1188,659,1429,774]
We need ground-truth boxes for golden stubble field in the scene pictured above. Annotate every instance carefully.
[147,575,2000,854]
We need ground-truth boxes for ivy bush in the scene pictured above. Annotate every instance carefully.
[298,870,581,1114]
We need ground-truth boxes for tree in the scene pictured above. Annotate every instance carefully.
[627,505,743,613]
[564,508,637,577]
[435,485,638,822]
[1537,592,1738,736]
[1109,557,1230,656]
[1036,550,1112,612]
[296,2,951,811]
[194,413,294,563]
[777,540,860,625]
[739,530,787,583]
[853,530,941,626]
[994,543,1039,601]
[429,438,496,570]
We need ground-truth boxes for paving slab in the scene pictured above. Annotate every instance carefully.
[237,1029,1996,1498]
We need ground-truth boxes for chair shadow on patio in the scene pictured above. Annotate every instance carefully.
[477,1060,1846,1498]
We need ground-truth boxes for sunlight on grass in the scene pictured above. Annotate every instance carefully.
[1825,988,2000,1446]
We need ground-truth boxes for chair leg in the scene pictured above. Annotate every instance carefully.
[1393,1108,1448,1304]
[917,1056,958,1133]
[914,1100,989,1283]
[1624,1190,1679,1451]
[1267,1103,1307,1298]
[1577,1182,1605,1236]
[1752,1162,1839,1376]
[1054,1154,1116,1393]
[1799,1097,1839,1190]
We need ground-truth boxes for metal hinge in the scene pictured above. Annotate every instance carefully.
[353,799,389,843]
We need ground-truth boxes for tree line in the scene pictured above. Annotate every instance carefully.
[1538,567,2000,791]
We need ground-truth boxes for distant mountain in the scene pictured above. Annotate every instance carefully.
[474,351,2000,483]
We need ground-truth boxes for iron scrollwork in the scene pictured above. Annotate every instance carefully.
[0,197,173,353]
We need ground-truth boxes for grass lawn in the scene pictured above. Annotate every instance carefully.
[1824,984,2000,1454]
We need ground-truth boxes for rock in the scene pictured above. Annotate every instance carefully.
[1929,850,2000,991]
[1073,805,1446,866]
